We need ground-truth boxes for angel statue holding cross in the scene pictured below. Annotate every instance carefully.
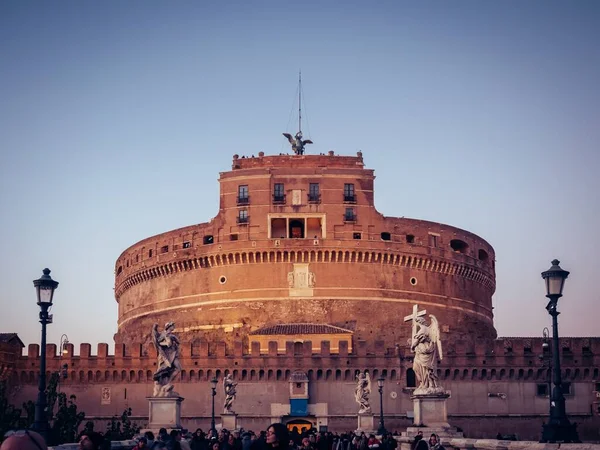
[404,305,444,394]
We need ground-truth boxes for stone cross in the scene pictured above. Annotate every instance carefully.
[404,304,426,342]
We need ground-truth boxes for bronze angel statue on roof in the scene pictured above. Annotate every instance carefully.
[283,131,313,155]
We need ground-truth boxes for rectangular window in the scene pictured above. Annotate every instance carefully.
[537,384,549,396]
[161,245,169,253]
[344,183,356,202]
[353,232,362,240]
[203,235,214,245]
[344,207,356,222]
[149,249,153,258]
[237,185,249,204]
[429,234,438,247]
[238,210,248,224]
[183,241,191,249]
[309,183,320,203]
[273,183,285,203]
[230,234,239,241]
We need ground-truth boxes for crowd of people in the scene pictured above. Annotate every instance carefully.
[129,425,444,450]
[1,425,445,450]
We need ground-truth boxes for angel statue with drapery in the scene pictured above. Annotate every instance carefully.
[354,370,372,414]
[410,313,444,395]
[223,374,238,413]
[151,322,182,397]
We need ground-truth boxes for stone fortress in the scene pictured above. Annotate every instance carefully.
[4,150,600,440]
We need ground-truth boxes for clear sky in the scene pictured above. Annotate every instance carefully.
[1,1,598,352]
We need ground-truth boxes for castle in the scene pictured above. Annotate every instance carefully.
[4,151,600,440]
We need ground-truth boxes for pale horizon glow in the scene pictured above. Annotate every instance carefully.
[1,1,598,352]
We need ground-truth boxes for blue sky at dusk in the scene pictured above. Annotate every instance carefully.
[1,1,598,351]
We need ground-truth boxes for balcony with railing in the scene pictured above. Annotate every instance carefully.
[237,196,250,205]
[344,213,357,223]
[308,193,321,204]
[237,216,249,225]
[343,195,356,203]
[272,194,286,204]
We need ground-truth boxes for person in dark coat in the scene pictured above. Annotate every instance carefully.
[266,423,289,450]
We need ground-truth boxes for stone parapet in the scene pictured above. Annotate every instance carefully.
[396,436,600,450]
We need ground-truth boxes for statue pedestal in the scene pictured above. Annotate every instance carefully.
[411,392,450,427]
[147,396,184,430]
[403,392,463,441]
[356,413,375,432]
[221,412,238,431]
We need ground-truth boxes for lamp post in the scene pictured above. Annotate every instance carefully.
[540,327,552,410]
[540,260,579,443]
[32,268,59,443]
[58,334,69,392]
[377,376,387,435]
[210,377,218,438]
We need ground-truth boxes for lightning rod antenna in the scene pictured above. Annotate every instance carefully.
[298,70,302,135]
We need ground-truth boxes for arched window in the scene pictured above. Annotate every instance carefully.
[450,239,469,254]
[406,368,416,388]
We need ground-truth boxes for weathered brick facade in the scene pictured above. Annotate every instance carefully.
[6,152,600,441]
[114,152,496,348]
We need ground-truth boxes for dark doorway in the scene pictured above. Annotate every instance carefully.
[289,219,304,238]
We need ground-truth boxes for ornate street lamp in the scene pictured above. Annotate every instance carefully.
[210,376,218,437]
[57,334,69,393]
[32,268,59,443]
[376,376,387,436]
[540,327,551,410]
[540,260,579,443]
[60,334,69,357]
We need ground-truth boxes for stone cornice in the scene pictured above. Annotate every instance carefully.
[115,246,496,300]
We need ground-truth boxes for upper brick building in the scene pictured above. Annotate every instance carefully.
[114,151,496,350]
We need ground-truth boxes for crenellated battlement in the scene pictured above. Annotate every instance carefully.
[229,151,365,171]
[15,337,600,385]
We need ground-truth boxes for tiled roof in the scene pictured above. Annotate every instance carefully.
[249,323,353,336]
[0,333,24,347]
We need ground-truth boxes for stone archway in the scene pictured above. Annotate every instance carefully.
[286,418,313,434]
